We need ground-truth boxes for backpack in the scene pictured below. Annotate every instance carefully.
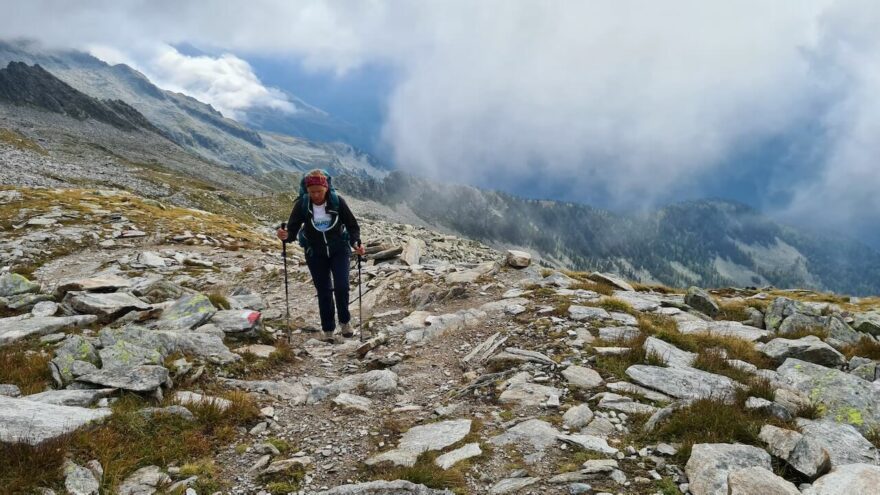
[295,170,349,253]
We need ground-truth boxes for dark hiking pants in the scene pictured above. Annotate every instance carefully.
[305,250,351,332]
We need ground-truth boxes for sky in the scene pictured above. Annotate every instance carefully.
[1,0,879,245]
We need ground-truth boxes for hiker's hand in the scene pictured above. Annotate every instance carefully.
[276,228,288,241]
[354,244,366,256]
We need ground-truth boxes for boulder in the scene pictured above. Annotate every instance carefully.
[568,305,611,321]
[625,365,742,401]
[811,464,880,495]
[685,443,772,495]
[0,315,97,346]
[23,389,115,407]
[51,335,100,385]
[118,465,170,495]
[99,324,239,365]
[444,262,498,284]
[154,294,216,331]
[99,340,162,369]
[685,287,719,317]
[557,433,618,455]
[825,315,862,347]
[764,297,821,332]
[787,434,831,478]
[489,478,540,494]
[0,272,40,297]
[505,250,531,269]
[854,312,880,336]
[498,381,562,407]
[63,459,101,495]
[759,424,802,459]
[676,320,768,342]
[795,419,880,467]
[31,300,58,317]
[366,419,471,467]
[6,293,53,311]
[227,287,266,310]
[137,251,167,268]
[490,419,561,451]
[54,274,131,297]
[777,358,880,433]
[402,238,425,266]
[562,404,595,429]
[307,370,398,404]
[726,466,799,495]
[0,395,111,445]
[333,393,373,413]
[561,365,604,390]
[760,336,845,367]
[62,291,151,323]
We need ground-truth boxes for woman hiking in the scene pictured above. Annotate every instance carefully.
[276,169,366,342]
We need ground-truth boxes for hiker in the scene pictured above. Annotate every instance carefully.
[276,169,366,342]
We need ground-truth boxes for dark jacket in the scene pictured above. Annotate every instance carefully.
[284,195,361,257]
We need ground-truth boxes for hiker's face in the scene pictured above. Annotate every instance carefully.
[307,185,328,204]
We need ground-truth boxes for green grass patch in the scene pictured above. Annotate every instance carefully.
[0,339,53,394]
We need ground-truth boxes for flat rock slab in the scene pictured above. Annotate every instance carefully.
[62,291,151,322]
[235,344,276,358]
[811,464,880,495]
[489,477,540,495]
[0,315,97,346]
[626,364,742,401]
[155,293,216,331]
[677,320,768,342]
[23,389,116,407]
[612,290,662,312]
[685,443,772,495]
[644,336,697,368]
[221,378,308,403]
[55,274,132,297]
[76,365,169,392]
[308,370,398,404]
[99,325,239,365]
[597,392,658,415]
[99,340,162,370]
[777,358,880,434]
[0,395,111,445]
[589,272,635,292]
[557,434,618,455]
[333,393,373,413]
[315,480,454,494]
[366,419,472,467]
[435,442,482,470]
[568,305,611,321]
[490,419,561,451]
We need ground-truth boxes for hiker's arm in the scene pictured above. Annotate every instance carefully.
[283,199,305,243]
[338,197,361,247]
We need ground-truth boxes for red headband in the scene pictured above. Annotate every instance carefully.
[304,175,328,189]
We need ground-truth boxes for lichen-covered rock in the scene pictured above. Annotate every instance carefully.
[62,291,151,323]
[626,364,742,401]
[366,419,471,467]
[0,272,40,297]
[853,311,880,336]
[76,365,170,393]
[0,315,97,346]
[154,293,216,331]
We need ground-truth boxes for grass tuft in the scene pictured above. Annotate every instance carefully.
[0,340,53,394]
[842,337,880,360]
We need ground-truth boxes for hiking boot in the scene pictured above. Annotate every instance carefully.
[340,322,354,338]
[321,331,336,344]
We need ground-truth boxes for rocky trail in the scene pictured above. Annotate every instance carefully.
[3,186,880,495]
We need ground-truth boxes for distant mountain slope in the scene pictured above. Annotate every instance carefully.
[336,172,880,295]
[0,62,162,135]
[0,40,385,178]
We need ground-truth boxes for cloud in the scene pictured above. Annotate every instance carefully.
[1,0,878,238]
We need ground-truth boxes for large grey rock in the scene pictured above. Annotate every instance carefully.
[677,320,768,342]
[307,370,398,403]
[208,309,262,333]
[811,464,880,495]
[31,300,59,317]
[644,336,697,368]
[795,419,880,467]
[759,424,803,460]
[64,459,100,495]
[777,358,880,433]
[154,293,216,331]
[62,291,151,323]
[563,404,595,429]
[99,340,162,369]
[0,384,21,397]
[557,434,618,455]
[760,336,845,367]
[787,434,831,478]
[765,297,821,332]
[727,466,799,495]
[51,334,100,385]
[118,465,170,495]
[98,324,238,365]
[498,381,562,406]
[612,290,662,312]
[54,274,132,297]
[444,261,498,284]
[685,287,719,317]
[366,419,471,467]
[0,272,40,297]
[685,443,772,495]
[6,293,53,311]
[597,392,658,415]
[489,477,540,494]
[505,249,531,269]
[23,389,115,407]
[561,365,604,390]
[137,251,167,268]
[568,305,611,321]
[76,365,169,393]
[0,395,111,445]
[314,480,453,495]
[825,315,861,347]
[0,315,97,346]
[589,272,635,292]
[854,312,880,336]
[402,238,425,266]
[490,419,561,451]
[625,365,742,401]
[227,287,266,310]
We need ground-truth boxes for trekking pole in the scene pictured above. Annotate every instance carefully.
[357,241,365,342]
[280,222,292,344]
